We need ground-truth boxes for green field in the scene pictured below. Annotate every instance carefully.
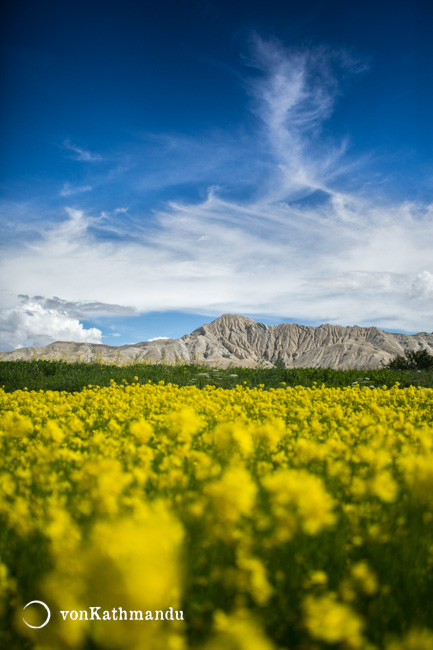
[1,359,432,393]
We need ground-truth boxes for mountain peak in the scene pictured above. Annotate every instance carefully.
[2,315,433,370]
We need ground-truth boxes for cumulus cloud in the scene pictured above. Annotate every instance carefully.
[0,297,102,351]
[409,271,433,300]
[1,38,432,348]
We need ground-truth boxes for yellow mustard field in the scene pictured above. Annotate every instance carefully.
[1,381,433,650]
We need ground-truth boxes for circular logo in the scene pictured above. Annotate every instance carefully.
[23,600,51,629]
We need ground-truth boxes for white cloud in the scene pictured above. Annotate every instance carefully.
[147,336,170,342]
[1,38,432,349]
[18,295,136,318]
[244,38,361,200]
[62,140,103,162]
[0,298,102,351]
[60,183,93,197]
[409,271,433,300]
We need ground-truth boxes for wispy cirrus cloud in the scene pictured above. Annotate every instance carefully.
[60,183,93,197]
[2,192,431,345]
[62,139,103,162]
[1,38,432,349]
[18,295,136,318]
[243,38,366,198]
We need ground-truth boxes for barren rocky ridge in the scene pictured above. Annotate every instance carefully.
[2,314,433,369]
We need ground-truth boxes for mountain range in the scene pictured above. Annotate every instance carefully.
[1,314,433,369]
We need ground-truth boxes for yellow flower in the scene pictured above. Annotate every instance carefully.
[206,466,257,524]
[204,609,276,650]
[303,593,365,648]
[262,468,336,536]
[369,471,398,503]
[350,561,378,595]
[386,627,433,650]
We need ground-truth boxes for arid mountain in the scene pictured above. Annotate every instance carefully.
[1,314,433,369]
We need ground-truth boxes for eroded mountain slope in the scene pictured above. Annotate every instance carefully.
[1,314,432,369]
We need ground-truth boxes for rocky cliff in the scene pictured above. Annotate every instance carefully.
[1,314,433,369]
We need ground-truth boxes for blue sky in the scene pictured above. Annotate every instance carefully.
[1,0,432,350]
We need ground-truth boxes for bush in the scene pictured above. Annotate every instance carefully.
[385,348,433,370]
